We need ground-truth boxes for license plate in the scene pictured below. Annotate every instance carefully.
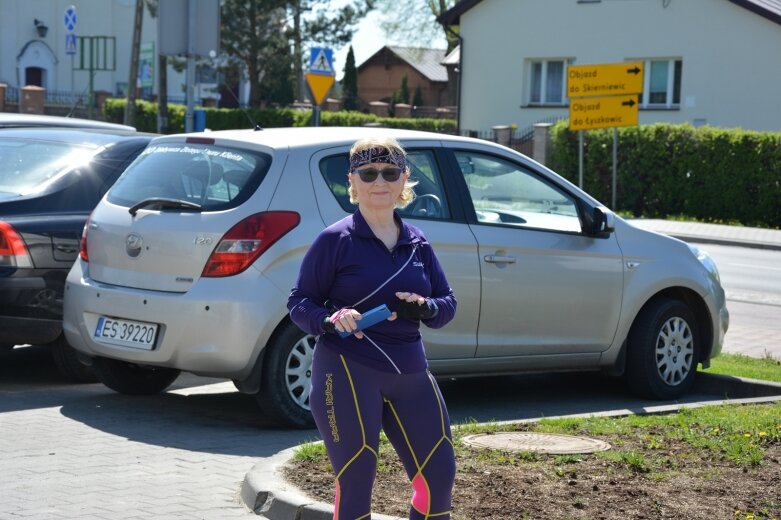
[94,316,158,350]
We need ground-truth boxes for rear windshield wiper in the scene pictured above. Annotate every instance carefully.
[129,197,203,216]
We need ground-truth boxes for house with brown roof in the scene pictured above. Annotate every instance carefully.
[357,46,452,111]
[440,0,781,133]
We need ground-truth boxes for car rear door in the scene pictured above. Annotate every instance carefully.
[445,145,624,357]
[310,141,481,360]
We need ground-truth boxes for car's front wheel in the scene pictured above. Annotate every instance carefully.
[626,298,699,400]
[92,357,180,395]
[256,322,316,429]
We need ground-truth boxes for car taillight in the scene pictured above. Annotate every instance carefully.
[79,214,91,262]
[202,211,300,277]
[0,221,33,268]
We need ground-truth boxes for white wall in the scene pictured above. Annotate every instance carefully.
[459,0,781,132]
[0,0,188,100]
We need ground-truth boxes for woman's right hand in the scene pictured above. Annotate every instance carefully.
[326,308,365,339]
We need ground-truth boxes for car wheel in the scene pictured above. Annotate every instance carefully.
[626,298,699,400]
[92,357,180,395]
[49,335,98,383]
[256,322,316,429]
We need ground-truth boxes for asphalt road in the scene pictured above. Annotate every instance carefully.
[694,242,781,358]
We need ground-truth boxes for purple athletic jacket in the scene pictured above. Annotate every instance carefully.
[287,210,456,373]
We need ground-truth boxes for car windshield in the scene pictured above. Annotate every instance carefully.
[107,142,270,211]
[0,138,95,194]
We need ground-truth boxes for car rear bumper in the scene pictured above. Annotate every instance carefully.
[0,274,63,345]
[63,260,289,379]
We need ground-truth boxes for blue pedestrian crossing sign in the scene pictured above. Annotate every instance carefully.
[64,6,77,32]
[309,47,334,76]
[65,33,77,56]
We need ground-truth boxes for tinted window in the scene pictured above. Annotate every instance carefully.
[107,143,270,211]
[319,149,450,220]
[455,151,581,233]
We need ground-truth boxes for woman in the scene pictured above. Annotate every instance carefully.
[287,137,457,519]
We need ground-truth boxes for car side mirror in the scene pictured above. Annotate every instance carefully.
[591,206,615,237]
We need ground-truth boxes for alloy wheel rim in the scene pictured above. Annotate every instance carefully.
[285,334,315,410]
[655,316,694,386]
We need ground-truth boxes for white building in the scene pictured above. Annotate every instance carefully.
[440,0,781,132]
[0,0,225,107]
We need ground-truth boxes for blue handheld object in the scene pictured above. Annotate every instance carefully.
[338,304,391,337]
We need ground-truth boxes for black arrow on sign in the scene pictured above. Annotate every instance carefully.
[622,99,636,107]
[626,66,641,75]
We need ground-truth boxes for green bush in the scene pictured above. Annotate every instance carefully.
[103,99,456,135]
[550,122,781,228]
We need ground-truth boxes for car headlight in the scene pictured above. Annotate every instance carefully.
[687,244,721,284]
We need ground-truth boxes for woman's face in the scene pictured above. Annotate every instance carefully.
[349,162,408,211]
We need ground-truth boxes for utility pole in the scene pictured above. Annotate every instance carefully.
[293,0,305,102]
[124,0,143,126]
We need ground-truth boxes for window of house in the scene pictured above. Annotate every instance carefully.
[529,60,567,105]
[638,59,682,108]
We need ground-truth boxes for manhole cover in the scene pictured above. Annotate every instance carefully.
[462,432,611,455]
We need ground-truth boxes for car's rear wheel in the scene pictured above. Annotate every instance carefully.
[49,335,98,383]
[256,322,316,429]
[626,298,699,400]
[92,357,180,395]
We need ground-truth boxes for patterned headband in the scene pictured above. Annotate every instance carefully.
[349,146,407,172]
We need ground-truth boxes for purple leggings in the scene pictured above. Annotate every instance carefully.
[309,344,456,520]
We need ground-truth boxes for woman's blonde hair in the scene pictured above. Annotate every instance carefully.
[348,137,417,208]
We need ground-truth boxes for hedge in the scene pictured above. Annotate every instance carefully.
[549,122,781,228]
[103,99,456,135]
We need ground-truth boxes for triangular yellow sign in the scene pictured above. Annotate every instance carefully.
[306,73,335,106]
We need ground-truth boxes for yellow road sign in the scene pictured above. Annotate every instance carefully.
[569,95,639,131]
[567,62,644,98]
[306,72,335,106]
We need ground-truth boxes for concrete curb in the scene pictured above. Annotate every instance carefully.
[661,233,781,252]
[241,373,781,519]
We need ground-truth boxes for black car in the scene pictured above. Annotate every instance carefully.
[0,126,155,380]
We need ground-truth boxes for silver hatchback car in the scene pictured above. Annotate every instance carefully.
[63,127,728,428]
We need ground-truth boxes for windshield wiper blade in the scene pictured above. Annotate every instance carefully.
[129,197,203,216]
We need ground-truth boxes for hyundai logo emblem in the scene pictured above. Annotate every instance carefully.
[126,233,143,258]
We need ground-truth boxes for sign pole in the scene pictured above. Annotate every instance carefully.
[612,128,618,209]
[578,130,584,189]
[184,0,195,133]
[313,106,321,127]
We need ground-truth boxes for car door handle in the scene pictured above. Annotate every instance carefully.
[484,255,516,264]
[55,244,78,254]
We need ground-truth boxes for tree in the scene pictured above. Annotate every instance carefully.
[289,1,372,102]
[221,0,290,107]
[124,0,144,125]
[219,1,370,106]
[412,85,423,107]
[342,46,359,110]
[392,73,410,106]
[373,0,458,52]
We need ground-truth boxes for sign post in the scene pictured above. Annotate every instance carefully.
[305,47,335,127]
[567,62,644,206]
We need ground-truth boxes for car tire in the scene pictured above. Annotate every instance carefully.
[626,298,699,400]
[49,335,98,383]
[256,322,316,429]
[92,357,180,395]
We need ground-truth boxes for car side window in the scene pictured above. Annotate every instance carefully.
[454,151,581,233]
[319,149,451,220]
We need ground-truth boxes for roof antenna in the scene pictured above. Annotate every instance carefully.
[221,81,263,131]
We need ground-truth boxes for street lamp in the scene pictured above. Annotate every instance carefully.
[34,19,48,38]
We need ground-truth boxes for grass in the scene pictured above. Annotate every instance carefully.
[703,351,781,383]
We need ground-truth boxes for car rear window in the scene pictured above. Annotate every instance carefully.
[107,142,270,211]
[0,138,94,194]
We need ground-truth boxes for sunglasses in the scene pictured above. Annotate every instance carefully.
[352,166,403,183]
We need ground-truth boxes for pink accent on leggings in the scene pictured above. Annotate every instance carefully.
[334,479,341,520]
[411,474,430,514]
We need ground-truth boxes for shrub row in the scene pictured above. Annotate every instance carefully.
[549,122,781,228]
[103,99,456,135]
